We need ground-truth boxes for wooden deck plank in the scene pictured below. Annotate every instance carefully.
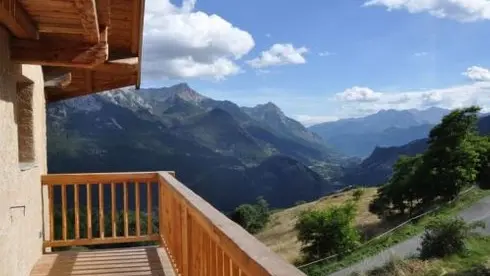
[30,246,175,276]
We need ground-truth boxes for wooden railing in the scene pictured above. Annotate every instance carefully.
[41,172,162,248]
[41,172,305,276]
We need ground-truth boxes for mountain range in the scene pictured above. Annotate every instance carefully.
[341,114,490,186]
[47,83,340,211]
[309,107,451,157]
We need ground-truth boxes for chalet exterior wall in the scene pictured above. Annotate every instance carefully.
[0,26,48,276]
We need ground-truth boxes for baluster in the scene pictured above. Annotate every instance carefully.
[74,184,80,239]
[87,183,92,239]
[111,182,116,237]
[48,185,54,241]
[99,183,104,238]
[147,181,152,235]
[135,181,140,236]
[123,181,128,237]
[61,184,67,240]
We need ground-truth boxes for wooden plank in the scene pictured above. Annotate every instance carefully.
[61,185,67,240]
[123,181,128,237]
[136,0,145,89]
[72,26,108,64]
[48,185,54,241]
[0,0,38,39]
[87,183,92,239]
[43,67,72,89]
[157,172,306,276]
[99,183,105,238]
[131,0,140,54]
[11,37,108,68]
[111,182,116,238]
[97,0,111,26]
[73,0,100,43]
[159,179,164,244]
[135,181,140,236]
[93,57,138,74]
[38,24,85,34]
[74,184,80,239]
[147,181,152,235]
[42,172,158,185]
[182,207,189,276]
[85,70,93,93]
[43,234,160,248]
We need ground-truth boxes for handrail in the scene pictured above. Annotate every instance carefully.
[41,171,305,275]
[157,171,306,276]
[41,172,162,248]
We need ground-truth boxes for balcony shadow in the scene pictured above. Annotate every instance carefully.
[31,246,168,276]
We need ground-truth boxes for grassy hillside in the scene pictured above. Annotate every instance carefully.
[255,188,380,262]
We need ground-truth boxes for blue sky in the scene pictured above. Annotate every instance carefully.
[141,0,490,125]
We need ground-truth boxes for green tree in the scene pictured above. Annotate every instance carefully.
[419,106,482,202]
[296,203,360,260]
[369,155,422,218]
[370,107,485,220]
[229,197,270,234]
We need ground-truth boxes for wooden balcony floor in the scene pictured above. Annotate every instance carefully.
[30,246,175,276]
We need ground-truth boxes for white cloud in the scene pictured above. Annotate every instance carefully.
[413,52,428,57]
[336,86,383,102]
[335,82,490,116]
[142,0,255,80]
[319,51,335,57]
[246,44,308,68]
[463,66,490,81]
[265,33,272,38]
[364,0,490,22]
[294,115,339,126]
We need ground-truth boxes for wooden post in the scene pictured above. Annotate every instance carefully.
[87,183,92,239]
[159,178,165,246]
[74,184,80,239]
[111,182,116,237]
[123,181,128,237]
[61,185,67,240]
[98,183,104,238]
[147,181,152,235]
[135,181,140,236]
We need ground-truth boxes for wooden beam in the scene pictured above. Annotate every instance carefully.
[0,0,39,39]
[73,0,100,43]
[72,26,108,65]
[136,0,145,89]
[43,67,72,88]
[96,0,111,27]
[11,27,108,68]
[93,57,138,74]
[45,73,137,102]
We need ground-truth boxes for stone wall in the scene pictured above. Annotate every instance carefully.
[0,26,48,276]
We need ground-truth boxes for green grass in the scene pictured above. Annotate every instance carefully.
[425,236,490,274]
[301,188,490,275]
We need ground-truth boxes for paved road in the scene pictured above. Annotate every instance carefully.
[329,196,490,276]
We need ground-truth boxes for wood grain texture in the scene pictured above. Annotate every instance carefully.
[73,0,100,43]
[0,0,38,39]
[157,172,306,276]
[31,246,174,276]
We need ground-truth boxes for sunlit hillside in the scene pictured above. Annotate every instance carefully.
[256,188,380,263]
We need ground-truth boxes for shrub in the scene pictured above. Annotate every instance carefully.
[296,202,360,260]
[419,216,485,259]
[352,188,365,201]
[230,197,270,234]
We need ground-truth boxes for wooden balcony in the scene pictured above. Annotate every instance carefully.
[31,172,305,276]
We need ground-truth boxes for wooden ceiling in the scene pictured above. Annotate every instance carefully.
[0,0,146,102]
